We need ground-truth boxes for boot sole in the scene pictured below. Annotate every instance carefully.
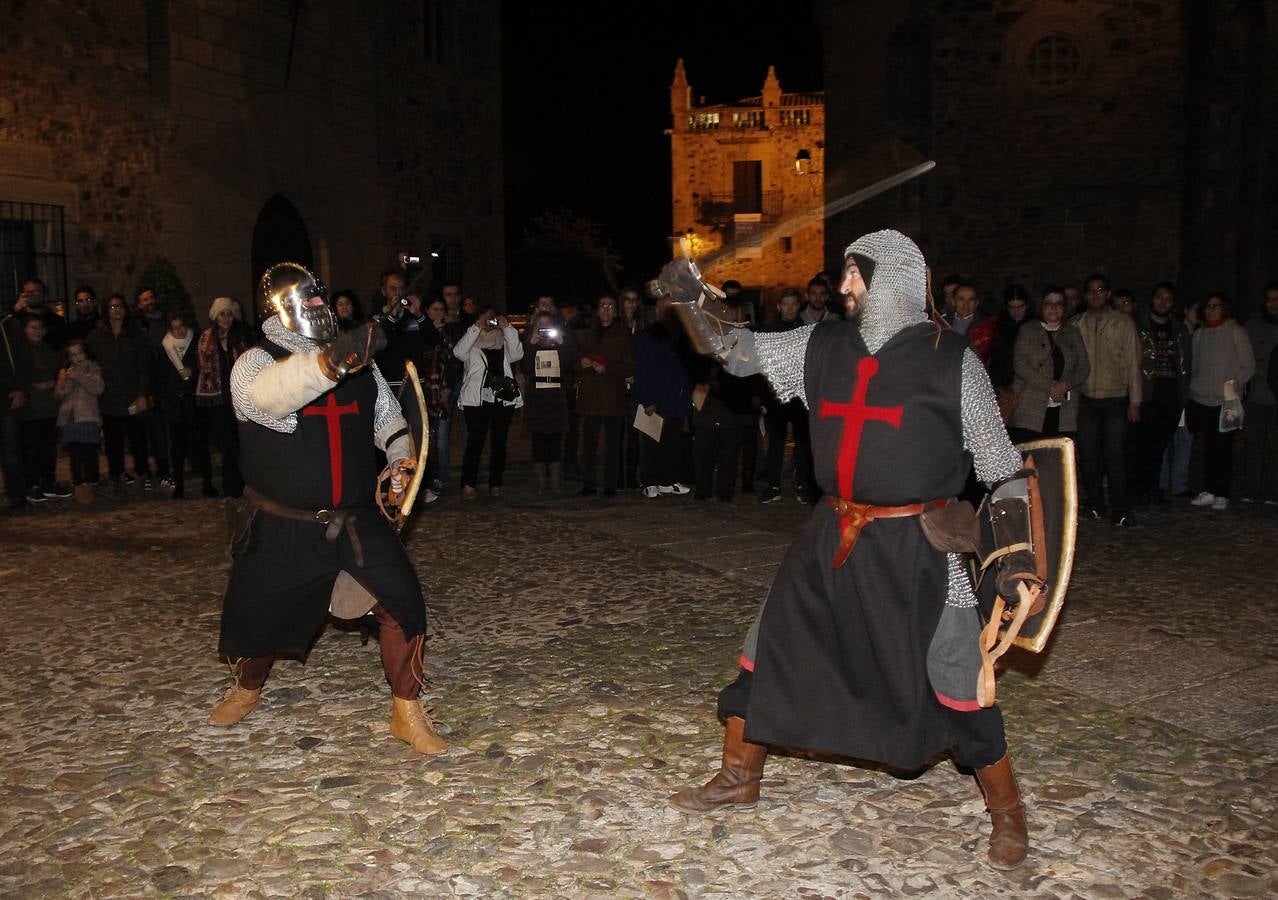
[667,795,759,814]
[390,721,448,755]
[208,700,258,727]
[987,852,1028,871]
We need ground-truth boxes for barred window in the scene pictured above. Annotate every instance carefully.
[1,201,68,314]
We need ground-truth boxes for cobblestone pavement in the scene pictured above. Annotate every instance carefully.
[1,467,1275,898]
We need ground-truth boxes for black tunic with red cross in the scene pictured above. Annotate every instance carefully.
[218,348,425,660]
[743,320,991,769]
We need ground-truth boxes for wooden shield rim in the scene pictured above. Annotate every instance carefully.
[1007,436,1076,653]
[395,360,430,532]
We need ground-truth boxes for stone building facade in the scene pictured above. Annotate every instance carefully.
[668,61,825,314]
[816,0,1276,317]
[0,0,504,319]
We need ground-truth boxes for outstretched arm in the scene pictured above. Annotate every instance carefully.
[232,323,388,433]
[659,256,814,404]
[231,348,328,432]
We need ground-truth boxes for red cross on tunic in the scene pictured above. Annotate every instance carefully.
[819,357,904,499]
[303,393,360,507]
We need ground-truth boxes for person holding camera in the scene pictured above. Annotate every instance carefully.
[12,278,68,349]
[454,306,523,498]
[521,310,575,493]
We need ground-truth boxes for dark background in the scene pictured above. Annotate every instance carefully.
[502,1,823,300]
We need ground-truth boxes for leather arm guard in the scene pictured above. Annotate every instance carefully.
[987,470,1047,612]
[319,321,387,382]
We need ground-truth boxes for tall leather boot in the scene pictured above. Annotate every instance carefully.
[547,462,562,494]
[975,753,1030,870]
[375,604,447,755]
[668,716,766,812]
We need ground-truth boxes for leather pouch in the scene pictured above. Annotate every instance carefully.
[919,500,979,553]
[225,495,259,559]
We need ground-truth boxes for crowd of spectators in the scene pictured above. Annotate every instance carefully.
[4,267,1277,522]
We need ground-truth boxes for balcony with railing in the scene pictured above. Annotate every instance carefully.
[685,93,824,132]
[694,191,783,228]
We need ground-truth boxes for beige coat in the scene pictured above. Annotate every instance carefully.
[1074,307,1142,402]
[1010,322,1089,433]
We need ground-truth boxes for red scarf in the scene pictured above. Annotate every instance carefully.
[195,328,221,398]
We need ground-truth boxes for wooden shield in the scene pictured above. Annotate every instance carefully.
[970,436,1078,652]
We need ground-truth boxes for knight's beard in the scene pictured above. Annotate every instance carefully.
[843,287,869,320]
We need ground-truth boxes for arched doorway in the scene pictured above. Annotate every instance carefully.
[250,194,313,313]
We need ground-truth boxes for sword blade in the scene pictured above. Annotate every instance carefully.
[699,160,936,269]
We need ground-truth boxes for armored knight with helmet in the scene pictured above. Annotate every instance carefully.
[208,262,446,756]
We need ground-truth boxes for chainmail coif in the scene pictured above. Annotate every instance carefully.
[843,229,928,354]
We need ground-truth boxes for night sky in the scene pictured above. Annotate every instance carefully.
[501,1,823,291]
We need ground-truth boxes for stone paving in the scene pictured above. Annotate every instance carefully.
[0,467,1275,898]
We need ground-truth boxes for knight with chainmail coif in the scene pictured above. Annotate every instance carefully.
[208,262,446,756]
[662,230,1045,870]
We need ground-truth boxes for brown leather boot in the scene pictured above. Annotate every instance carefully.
[208,685,261,726]
[975,753,1030,869]
[668,716,767,812]
[390,697,448,755]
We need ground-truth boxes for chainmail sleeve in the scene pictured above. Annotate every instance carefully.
[754,324,815,406]
[961,347,1022,485]
[231,347,299,433]
[371,363,410,459]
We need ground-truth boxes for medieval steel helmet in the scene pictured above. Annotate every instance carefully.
[258,261,336,342]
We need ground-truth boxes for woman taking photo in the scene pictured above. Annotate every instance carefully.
[521,310,575,493]
[453,306,523,498]
[1007,287,1090,444]
[1187,293,1255,510]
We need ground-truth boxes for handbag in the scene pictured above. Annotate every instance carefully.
[483,354,520,403]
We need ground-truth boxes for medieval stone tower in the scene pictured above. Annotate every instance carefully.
[668,60,825,315]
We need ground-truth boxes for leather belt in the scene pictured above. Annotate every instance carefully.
[243,485,365,566]
[824,496,948,569]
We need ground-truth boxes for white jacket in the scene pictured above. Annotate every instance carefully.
[453,324,524,408]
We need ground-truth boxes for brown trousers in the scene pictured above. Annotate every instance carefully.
[234,603,423,699]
